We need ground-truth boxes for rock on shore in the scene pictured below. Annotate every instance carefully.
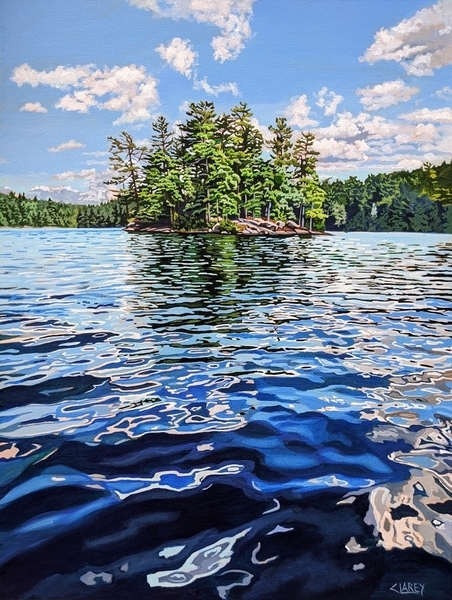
[124,218,328,236]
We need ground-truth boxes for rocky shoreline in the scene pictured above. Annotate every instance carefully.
[124,218,329,236]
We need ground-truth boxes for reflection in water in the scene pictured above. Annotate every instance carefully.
[0,229,451,599]
[147,527,251,588]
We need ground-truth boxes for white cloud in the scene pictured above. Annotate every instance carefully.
[85,160,109,166]
[399,107,452,123]
[11,63,93,89]
[251,117,272,142]
[156,38,197,77]
[51,169,97,180]
[315,87,343,116]
[284,95,319,129]
[29,169,113,205]
[314,110,440,147]
[128,0,256,61]
[0,158,8,165]
[83,151,109,157]
[395,123,439,144]
[356,113,407,140]
[422,133,452,153]
[11,63,160,124]
[315,111,363,139]
[48,140,86,153]
[55,90,97,113]
[356,79,419,111]
[193,76,239,96]
[28,185,82,203]
[307,104,451,175]
[435,85,452,99]
[317,160,368,174]
[313,137,370,161]
[19,102,48,113]
[360,0,452,76]
[317,154,429,175]
[395,157,425,170]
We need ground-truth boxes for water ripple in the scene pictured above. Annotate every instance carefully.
[0,229,451,599]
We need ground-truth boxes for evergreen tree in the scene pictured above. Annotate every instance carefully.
[229,102,264,217]
[106,132,146,219]
[292,132,323,228]
[179,101,218,221]
[268,117,293,168]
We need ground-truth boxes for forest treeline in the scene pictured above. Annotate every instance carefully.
[1,100,451,232]
[0,192,128,228]
[323,165,452,233]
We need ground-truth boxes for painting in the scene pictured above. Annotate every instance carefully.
[0,1,451,598]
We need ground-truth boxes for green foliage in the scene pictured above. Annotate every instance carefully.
[268,117,293,168]
[105,131,146,218]
[4,100,450,234]
[172,214,206,231]
[0,192,127,228]
[322,161,452,233]
[217,219,239,234]
[101,100,327,229]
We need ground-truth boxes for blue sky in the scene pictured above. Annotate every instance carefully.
[1,0,451,203]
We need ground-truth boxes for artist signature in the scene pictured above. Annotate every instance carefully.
[390,582,425,596]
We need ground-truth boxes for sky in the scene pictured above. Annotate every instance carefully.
[1,0,452,204]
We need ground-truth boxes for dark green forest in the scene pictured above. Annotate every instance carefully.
[1,100,451,232]
[0,192,128,228]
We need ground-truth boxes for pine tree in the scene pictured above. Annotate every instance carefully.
[106,132,146,219]
[292,132,323,228]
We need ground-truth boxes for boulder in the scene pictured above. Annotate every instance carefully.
[285,220,300,230]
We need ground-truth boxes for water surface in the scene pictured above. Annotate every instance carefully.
[0,230,451,599]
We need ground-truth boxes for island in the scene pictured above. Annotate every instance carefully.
[123,217,327,236]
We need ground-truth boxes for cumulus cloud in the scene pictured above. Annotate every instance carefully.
[360,0,452,76]
[156,37,197,77]
[19,102,48,113]
[83,151,109,157]
[0,158,8,165]
[11,63,93,89]
[55,90,97,113]
[193,76,239,96]
[29,169,113,205]
[315,87,343,116]
[128,0,256,61]
[317,160,370,174]
[284,95,319,129]
[11,63,160,124]
[85,160,109,166]
[399,106,452,123]
[308,104,450,175]
[435,85,452,99]
[314,110,440,147]
[28,185,82,203]
[395,157,425,170]
[48,140,86,153]
[315,111,363,140]
[395,123,439,144]
[313,137,370,161]
[51,169,96,180]
[356,79,419,111]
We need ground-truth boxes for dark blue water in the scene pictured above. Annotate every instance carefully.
[0,229,451,599]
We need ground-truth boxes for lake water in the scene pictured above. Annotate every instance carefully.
[0,229,451,599]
